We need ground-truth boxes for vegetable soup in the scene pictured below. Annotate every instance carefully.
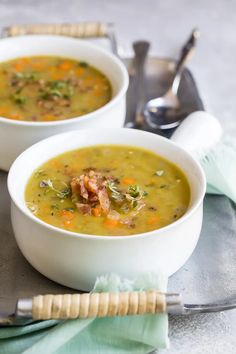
[0,56,111,121]
[25,145,190,236]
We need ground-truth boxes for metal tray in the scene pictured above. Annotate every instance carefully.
[0,57,235,319]
[123,56,204,133]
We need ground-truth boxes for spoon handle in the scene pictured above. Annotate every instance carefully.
[16,291,182,320]
[132,41,150,128]
[172,28,200,95]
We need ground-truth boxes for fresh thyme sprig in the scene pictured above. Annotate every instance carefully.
[39,179,70,199]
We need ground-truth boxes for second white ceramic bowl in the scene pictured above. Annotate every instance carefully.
[0,35,129,171]
[8,128,206,291]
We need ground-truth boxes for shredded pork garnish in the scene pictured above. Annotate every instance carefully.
[70,170,112,215]
[70,170,148,224]
[107,209,120,220]
[119,217,136,228]
[98,189,110,213]
[71,176,88,200]
[75,203,91,215]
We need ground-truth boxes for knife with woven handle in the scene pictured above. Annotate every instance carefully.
[2,290,236,326]
[0,291,182,325]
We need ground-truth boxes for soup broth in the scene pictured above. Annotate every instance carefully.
[0,56,111,122]
[25,145,190,236]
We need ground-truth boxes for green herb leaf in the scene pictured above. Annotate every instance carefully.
[39,179,53,188]
[40,179,71,199]
[155,170,164,176]
[49,81,67,89]
[56,188,70,199]
[125,185,148,209]
[26,202,38,214]
[51,204,59,210]
[34,169,46,178]
[14,72,37,81]
[106,181,125,202]
[106,181,120,195]
[128,185,140,198]
[11,94,26,105]
[79,61,88,68]
[64,207,75,212]
[39,80,74,101]
[48,89,63,97]
[160,184,168,189]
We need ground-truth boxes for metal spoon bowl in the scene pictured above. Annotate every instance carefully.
[144,28,200,130]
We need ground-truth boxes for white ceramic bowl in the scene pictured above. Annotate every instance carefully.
[8,127,206,291]
[0,35,129,171]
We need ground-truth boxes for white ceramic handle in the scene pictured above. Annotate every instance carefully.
[171,111,222,158]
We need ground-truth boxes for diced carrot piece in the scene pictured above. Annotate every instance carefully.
[92,206,102,217]
[93,90,102,97]
[83,77,94,85]
[21,57,30,64]
[48,67,56,73]
[50,160,61,168]
[61,210,75,221]
[63,220,72,227]
[59,62,72,71]
[146,215,160,225]
[32,62,44,70]
[76,68,85,76]
[50,73,64,80]
[8,113,21,120]
[0,108,7,116]
[122,178,136,185]
[42,115,57,121]
[42,206,51,214]
[14,63,23,71]
[104,218,119,227]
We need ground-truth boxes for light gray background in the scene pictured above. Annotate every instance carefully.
[0,0,235,353]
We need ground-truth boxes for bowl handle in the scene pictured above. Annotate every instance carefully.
[16,291,183,320]
[170,111,222,158]
[2,22,111,39]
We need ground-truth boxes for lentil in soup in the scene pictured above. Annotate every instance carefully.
[0,56,111,121]
[25,145,190,236]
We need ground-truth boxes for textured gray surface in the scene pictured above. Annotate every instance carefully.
[0,0,235,353]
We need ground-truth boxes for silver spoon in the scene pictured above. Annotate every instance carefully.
[126,40,150,129]
[143,28,200,130]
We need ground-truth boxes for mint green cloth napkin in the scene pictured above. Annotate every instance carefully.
[0,273,169,354]
[201,136,236,203]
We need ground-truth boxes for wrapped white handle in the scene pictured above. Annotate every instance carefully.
[2,23,110,38]
[171,111,222,158]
